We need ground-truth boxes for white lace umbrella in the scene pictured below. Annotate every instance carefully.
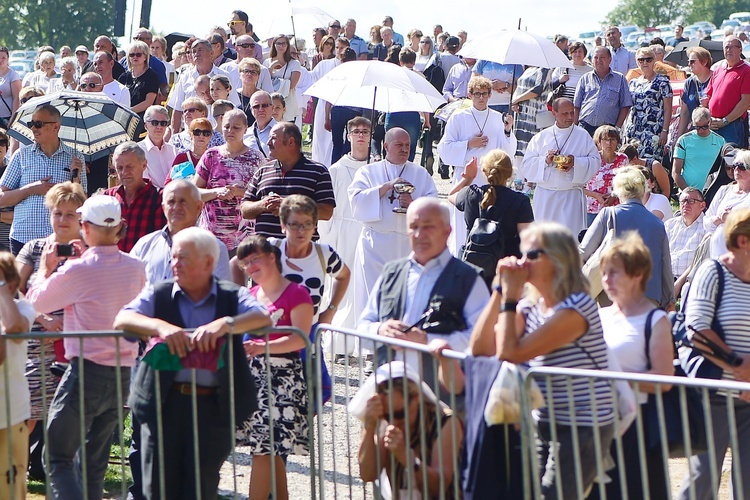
[459,30,574,69]
[303,60,446,113]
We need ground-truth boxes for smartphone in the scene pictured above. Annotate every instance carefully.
[56,244,76,257]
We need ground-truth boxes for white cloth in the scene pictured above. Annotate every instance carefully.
[0,299,35,428]
[704,183,750,258]
[437,106,518,255]
[310,58,341,167]
[644,192,674,221]
[519,124,600,236]
[220,61,275,94]
[103,80,131,107]
[137,136,177,188]
[318,154,368,350]
[167,65,240,111]
[349,160,438,325]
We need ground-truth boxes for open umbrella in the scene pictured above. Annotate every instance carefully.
[665,39,724,66]
[434,98,472,122]
[304,60,446,113]
[7,91,141,162]
[458,30,574,69]
[255,2,335,41]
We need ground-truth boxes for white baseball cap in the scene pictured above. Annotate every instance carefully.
[76,195,121,227]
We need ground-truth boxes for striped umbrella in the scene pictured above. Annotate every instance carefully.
[7,90,141,162]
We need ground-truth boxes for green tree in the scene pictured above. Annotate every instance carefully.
[687,0,749,28]
[0,0,113,50]
[605,0,686,28]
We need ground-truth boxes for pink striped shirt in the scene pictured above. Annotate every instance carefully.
[28,245,147,367]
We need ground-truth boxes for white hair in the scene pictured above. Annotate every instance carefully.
[406,197,450,226]
[144,105,169,121]
[172,227,220,267]
[38,52,56,64]
[163,179,201,203]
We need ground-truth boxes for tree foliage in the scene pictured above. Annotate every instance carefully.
[687,0,749,27]
[0,0,113,50]
[605,0,687,28]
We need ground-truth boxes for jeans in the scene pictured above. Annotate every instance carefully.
[10,238,24,256]
[385,112,421,162]
[44,358,131,500]
[330,106,363,165]
[715,119,748,148]
[489,104,510,114]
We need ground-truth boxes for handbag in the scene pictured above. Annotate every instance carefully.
[302,97,315,125]
[582,208,616,299]
[271,64,291,97]
[484,361,544,425]
[546,83,567,106]
[643,309,708,458]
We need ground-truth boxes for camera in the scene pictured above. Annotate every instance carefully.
[56,244,76,257]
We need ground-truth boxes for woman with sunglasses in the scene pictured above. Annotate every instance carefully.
[237,57,264,125]
[677,47,713,137]
[312,35,336,69]
[193,109,264,254]
[622,47,673,163]
[168,97,225,153]
[118,40,159,135]
[234,234,313,500]
[165,118,212,183]
[406,29,423,52]
[0,47,21,129]
[264,35,302,122]
[471,222,615,499]
[704,149,750,258]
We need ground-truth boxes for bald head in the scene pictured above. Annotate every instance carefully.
[407,198,452,265]
[384,127,411,165]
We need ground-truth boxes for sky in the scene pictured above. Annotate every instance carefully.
[121,0,616,49]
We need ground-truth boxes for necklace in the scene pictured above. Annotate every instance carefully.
[553,126,574,154]
[470,107,490,136]
[384,161,407,203]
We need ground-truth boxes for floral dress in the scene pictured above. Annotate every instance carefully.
[624,74,673,162]
[585,152,629,215]
[195,146,265,251]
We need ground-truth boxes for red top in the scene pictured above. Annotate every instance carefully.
[104,180,167,252]
[707,61,750,119]
[247,282,312,346]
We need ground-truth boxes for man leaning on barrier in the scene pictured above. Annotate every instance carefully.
[359,197,489,407]
[115,227,271,500]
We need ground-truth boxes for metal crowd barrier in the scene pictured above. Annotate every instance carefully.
[2,327,317,500]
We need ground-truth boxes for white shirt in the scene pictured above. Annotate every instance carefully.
[220,60,274,94]
[138,136,177,188]
[103,80,131,107]
[0,299,36,427]
[168,65,240,111]
[243,118,276,157]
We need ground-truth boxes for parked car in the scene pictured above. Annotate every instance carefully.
[9,60,34,79]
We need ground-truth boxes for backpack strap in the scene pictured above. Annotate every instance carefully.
[274,237,327,274]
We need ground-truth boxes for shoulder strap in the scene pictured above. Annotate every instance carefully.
[313,242,326,273]
[643,308,660,370]
[712,258,725,320]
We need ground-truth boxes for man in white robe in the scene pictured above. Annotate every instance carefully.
[437,76,518,255]
[310,57,341,166]
[349,128,438,325]
[519,98,600,237]
[319,117,371,354]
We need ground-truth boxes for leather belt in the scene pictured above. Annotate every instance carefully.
[172,383,218,396]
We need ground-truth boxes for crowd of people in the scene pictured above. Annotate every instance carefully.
[0,11,747,500]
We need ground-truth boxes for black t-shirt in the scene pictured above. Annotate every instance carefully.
[118,67,160,112]
[455,184,534,258]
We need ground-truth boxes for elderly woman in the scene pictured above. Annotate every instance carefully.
[237,57,264,125]
[193,109,264,254]
[352,361,463,499]
[704,149,750,258]
[265,35,302,122]
[0,47,21,127]
[470,222,615,498]
[623,47,673,163]
[511,65,552,155]
[585,126,629,226]
[677,47,713,136]
[48,57,78,93]
[581,167,674,309]
[171,42,188,72]
[166,117,212,183]
[552,41,593,101]
[234,235,313,500]
[675,207,750,499]
[168,96,225,153]
[595,232,674,500]
[24,52,58,92]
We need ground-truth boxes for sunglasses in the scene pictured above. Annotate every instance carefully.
[79,82,101,89]
[239,69,259,75]
[237,43,256,49]
[0,141,8,148]
[522,248,546,260]
[329,25,341,29]
[227,20,244,26]
[20,97,34,104]
[27,120,56,129]
[129,52,145,58]
[688,59,699,64]
[733,163,749,171]
[183,107,201,114]
[637,57,654,63]
[192,129,212,137]
[252,103,272,110]
[679,198,703,205]
[147,120,169,127]
[694,124,710,131]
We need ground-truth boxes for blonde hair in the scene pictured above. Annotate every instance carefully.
[44,181,87,210]
[612,166,646,201]
[724,206,750,250]
[600,232,652,292]
[480,150,513,209]
[468,76,491,94]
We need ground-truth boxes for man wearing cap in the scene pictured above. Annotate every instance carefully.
[75,45,94,79]
[0,104,86,254]
[104,142,166,252]
[27,194,147,500]
[439,37,462,76]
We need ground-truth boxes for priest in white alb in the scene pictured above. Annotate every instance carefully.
[519,98,600,237]
[437,75,518,255]
[318,117,371,354]
[349,127,438,324]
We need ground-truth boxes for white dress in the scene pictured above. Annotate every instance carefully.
[348,160,438,325]
[310,58,341,167]
[519,124,601,237]
[437,106,518,255]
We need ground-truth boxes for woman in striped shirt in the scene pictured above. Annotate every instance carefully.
[678,206,750,500]
[470,222,614,499]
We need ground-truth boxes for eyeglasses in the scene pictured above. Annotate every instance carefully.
[349,129,371,136]
[688,59,699,64]
[419,40,431,44]
[679,198,703,205]
[192,129,212,137]
[184,107,201,114]
[213,113,225,119]
[637,57,654,63]
[733,163,748,171]
[252,103,272,110]
[694,124,710,131]
[286,221,315,231]
[275,41,288,46]
[238,255,266,270]
[471,91,490,98]
[27,120,57,129]
[147,120,169,127]
[522,248,546,260]
[129,52,145,58]
[0,141,8,147]
[725,44,742,50]
[237,43,256,49]
[239,68,259,75]
[227,20,244,26]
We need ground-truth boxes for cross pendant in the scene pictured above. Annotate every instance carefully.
[388,190,397,203]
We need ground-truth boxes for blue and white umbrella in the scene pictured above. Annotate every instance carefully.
[7,91,141,162]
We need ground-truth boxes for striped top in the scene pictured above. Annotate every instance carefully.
[686,260,750,391]
[522,292,615,426]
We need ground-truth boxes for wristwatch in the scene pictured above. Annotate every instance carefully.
[327,303,338,311]
[722,117,729,127]
[225,316,235,333]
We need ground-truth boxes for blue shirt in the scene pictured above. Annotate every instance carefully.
[1,142,87,243]
[345,35,369,57]
[574,69,633,127]
[609,45,636,76]
[392,31,405,47]
[443,61,472,100]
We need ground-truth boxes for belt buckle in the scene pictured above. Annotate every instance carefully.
[175,383,193,395]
